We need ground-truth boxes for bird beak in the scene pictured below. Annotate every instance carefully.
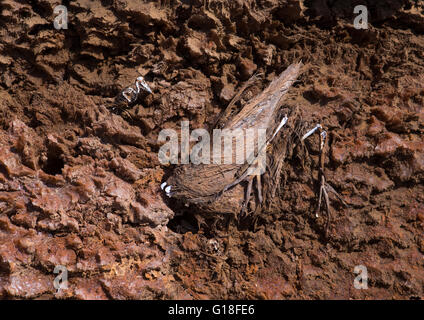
[136,76,153,94]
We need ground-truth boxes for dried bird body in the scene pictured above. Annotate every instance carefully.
[164,63,305,220]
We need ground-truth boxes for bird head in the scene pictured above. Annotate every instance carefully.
[135,76,153,94]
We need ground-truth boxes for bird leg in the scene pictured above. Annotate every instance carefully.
[256,174,263,204]
[302,124,331,233]
[302,124,347,236]
[226,115,289,216]
[241,176,254,216]
[251,115,287,208]
[240,172,266,217]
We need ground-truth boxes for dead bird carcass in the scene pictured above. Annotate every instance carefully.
[161,62,344,230]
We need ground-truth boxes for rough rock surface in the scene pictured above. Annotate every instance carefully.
[0,0,423,299]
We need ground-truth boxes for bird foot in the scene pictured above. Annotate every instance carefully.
[302,123,348,236]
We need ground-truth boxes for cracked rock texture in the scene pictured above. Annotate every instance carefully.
[0,0,423,299]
